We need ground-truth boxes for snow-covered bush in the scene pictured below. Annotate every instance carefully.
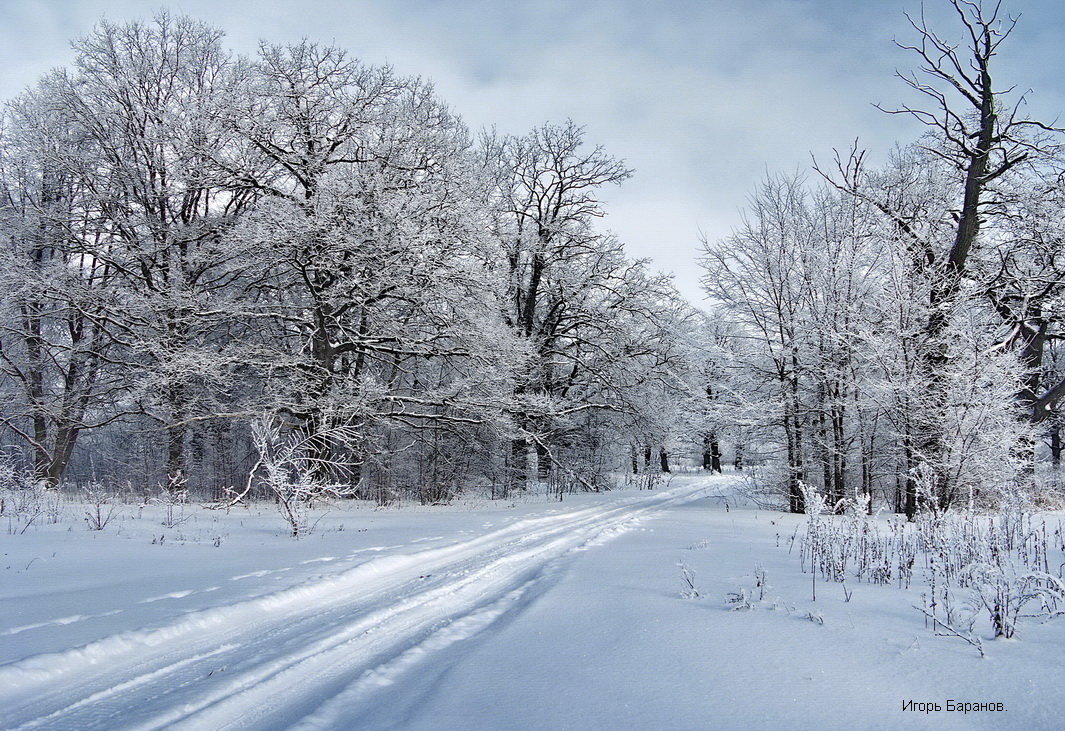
[960,562,1064,639]
[153,482,191,529]
[734,464,789,511]
[678,561,700,599]
[83,483,117,531]
[724,565,785,613]
[799,506,917,591]
[724,587,752,611]
[247,417,358,538]
[918,510,1064,639]
[1,456,62,534]
[793,494,1065,643]
[546,455,613,500]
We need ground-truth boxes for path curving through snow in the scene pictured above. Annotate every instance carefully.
[0,479,716,730]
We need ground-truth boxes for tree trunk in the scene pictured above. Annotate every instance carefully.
[861,434,873,513]
[510,438,528,493]
[786,369,806,513]
[894,473,903,515]
[831,400,846,507]
[47,425,80,487]
[703,434,722,473]
[535,441,550,480]
[915,41,996,512]
[817,393,832,504]
[903,430,917,520]
[702,434,721,472]
[165,381,187,491]
[1051,424,1061,467]
[783,396,805,514]
[659,447,670,473]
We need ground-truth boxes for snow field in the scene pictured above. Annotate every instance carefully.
[1,479,710,729]
[3,475,1064,730]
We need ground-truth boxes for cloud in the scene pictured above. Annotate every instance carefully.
[3,0,1063,303]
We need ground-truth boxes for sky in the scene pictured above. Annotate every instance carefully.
[2,0,1064,304]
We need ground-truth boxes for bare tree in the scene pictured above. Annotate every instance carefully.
[486,121,630,490]
[819,0,1061,514]
[702,173,818,512]
[36,13,250,490]
[220,42,512,495]
[0,93,125,485]
[485,121,694,493]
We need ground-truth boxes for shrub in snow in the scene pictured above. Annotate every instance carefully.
[960,563,1065,639]
[919,511,1065,640]
[678,561,700,599]
[799,483,920,592]
[2,474,63,535]
[724,565,787,613]
[752,563,769,602]
[792,491,1065,646]
[83,483,117,531]
[1,455,65,534]
[725,588,752,611]
[146,475,192,528]
[547,454,614,500]
[246,417,358,538]
[734,464,790,511]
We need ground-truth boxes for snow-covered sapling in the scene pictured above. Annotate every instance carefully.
[156,476,190,529]
[83,483,116,531]
[678,561,700,599]
[725,588,752,611]
[247,416,358,538]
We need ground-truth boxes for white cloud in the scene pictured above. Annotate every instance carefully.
[3,0,1063,303]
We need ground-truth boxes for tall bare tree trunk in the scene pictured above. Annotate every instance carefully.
[535,441,550,480]
[1051,425,1061,468]
[703,434,722,473]
[509,438,528,493]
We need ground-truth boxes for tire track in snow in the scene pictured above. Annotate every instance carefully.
[0,480,715,730]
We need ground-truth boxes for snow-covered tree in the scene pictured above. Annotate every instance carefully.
[0,91,127,485]
[484,121,695,492]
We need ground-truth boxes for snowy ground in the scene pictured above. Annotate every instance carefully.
[2,475,1063,730]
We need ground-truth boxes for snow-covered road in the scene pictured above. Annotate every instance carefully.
[0,480,714,730]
